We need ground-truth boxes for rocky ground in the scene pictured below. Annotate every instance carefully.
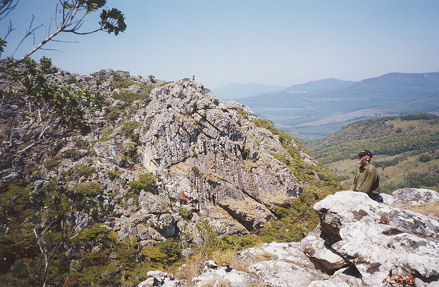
[0,61,325,247]
[139,188,439,287]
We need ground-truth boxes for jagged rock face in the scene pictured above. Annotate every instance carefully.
[154,189,439,287]
[1,61,309,244]
[133,80,302,233]
[314,190,439,287]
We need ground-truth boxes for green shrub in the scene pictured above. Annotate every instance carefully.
[122,120,139,140]
[139,173,157,186]
[236,108,249,120]
[178,92,186,99]
[128,173,156,194]
[66,75,77,84]
[105,107,122,122]
[113,91,149,103]
[72,182,101,196]
[110,78,135,89]
[419,154,432,162]
[65,164,96,180]
[107,170,121,180]
[98,127,113,142]
[43,159,60,170]
[220,234,261,251]
[127,181,147,194]
[179,208,193,220]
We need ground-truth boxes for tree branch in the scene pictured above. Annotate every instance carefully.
[0,0,18,20]
[12,15,43,58]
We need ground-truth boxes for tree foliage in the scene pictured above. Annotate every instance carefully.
[0,0,126,60]
[11,57,103,136]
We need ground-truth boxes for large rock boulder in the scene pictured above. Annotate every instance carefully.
[314,190,439,286]
[164,190,439,287]
[388,188,439,206]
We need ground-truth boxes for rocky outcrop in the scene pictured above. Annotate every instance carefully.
[146,189,439,286]
[134,79,303,234]
[1,62,318,245]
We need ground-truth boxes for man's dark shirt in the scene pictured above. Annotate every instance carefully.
[351,163,380,199]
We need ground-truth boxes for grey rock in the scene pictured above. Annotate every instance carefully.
[314,191,439,287]
[138,271,184,287]
[392,188,439,206]
[300,226,348,273]
[192,263,251,287]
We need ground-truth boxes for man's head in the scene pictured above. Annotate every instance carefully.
[357,150,372,166]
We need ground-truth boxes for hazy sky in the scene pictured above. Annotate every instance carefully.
[2,0,439,89]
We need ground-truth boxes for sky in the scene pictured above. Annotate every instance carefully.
[2,0,439,89]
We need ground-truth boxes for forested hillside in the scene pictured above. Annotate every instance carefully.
[309,113,439,192]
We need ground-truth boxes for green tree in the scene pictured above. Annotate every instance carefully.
[9,57,103,146]
[0,0,126,61]
[29,179,105,287]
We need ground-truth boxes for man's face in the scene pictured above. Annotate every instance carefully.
[357,155,369,165]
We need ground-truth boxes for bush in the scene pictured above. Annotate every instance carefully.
[107,170,121,180]
[43,159,60,170]
[122,120,139,140]
[128,174,156,194]
[419,154,432,162]
[65,164,96,180]
[113,91,149,103]
[72,182,101,196]
[139,173,157,186]
[179,208,193,220]
[62,149,81,159]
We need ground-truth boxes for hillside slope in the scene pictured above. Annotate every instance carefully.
[309,113,439,192]
[0,59,338,285]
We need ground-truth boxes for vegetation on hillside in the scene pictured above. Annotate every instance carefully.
[0,59,340,285]
[310,113,439,193]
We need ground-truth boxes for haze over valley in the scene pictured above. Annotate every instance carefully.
[213,72,439,139]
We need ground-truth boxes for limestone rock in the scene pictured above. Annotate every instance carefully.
[391,188,439,206]
[138,271,184,287]
[300,226,348,273]
[134,79,304,234]
[314,191,439,286]
[192,266,253,287]
[238,242,329,287]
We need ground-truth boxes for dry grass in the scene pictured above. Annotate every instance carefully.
[402,201,439,217]
[231,250,277,274]
[173,254,203,287]
[198,279,232,287]
[211,249,236,266]
[253,251,277,262]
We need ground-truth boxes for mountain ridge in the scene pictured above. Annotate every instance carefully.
[236,71,439,139]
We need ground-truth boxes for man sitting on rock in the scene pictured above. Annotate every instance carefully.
[351,150,382,202]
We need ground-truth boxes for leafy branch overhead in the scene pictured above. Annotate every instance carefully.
[10,57,103,140]
[0,0,126,61]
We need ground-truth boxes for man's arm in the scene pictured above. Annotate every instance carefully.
[351,172,357,191]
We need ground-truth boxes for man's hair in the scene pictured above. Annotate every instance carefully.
[358,150,373,160]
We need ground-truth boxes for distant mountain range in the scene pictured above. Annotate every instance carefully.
[215,72,439,139]
[211,83,285,100]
